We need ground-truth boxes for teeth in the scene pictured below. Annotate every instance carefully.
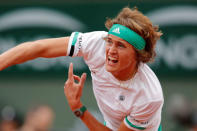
[108,56,118,63]
[108,56,117,61]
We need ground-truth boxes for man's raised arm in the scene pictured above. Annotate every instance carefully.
[0,37,69,71]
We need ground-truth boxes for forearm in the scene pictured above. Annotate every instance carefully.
[80,110,112,131]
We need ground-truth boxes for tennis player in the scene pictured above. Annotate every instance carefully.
[0,7,163,131]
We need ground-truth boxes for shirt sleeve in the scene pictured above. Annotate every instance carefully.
[67,31,108,70]
[124,100,163,131]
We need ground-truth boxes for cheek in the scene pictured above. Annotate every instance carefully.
[120,55,131,64]
[119,51,136,65]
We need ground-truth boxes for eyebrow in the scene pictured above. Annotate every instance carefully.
[107,36,127,44]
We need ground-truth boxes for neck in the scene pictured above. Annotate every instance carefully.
[112,62,138,81]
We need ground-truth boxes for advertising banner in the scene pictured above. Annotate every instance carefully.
[0,1,197,76]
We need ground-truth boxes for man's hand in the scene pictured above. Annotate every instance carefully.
[64,63,87,111]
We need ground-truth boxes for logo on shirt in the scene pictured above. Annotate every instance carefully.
[130,116,149,125]
[112,27,120,34]
[119,95,125,101]
[78,36,82,50]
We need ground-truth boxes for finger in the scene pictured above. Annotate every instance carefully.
[77,73,86,98]
[68,63,73,80]
[64,80,71,88]
[64,80,71,91]
[79,73,87,87]
[73,75,80,83]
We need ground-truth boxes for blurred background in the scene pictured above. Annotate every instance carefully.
[0,0,197,130]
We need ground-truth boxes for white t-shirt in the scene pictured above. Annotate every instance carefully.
[67,31,164,131]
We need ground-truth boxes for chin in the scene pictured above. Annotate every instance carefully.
[105,64,117,73]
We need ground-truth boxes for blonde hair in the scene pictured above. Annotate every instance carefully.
[105,7,162,63]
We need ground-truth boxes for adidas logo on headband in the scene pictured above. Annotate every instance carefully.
[108,24,146,50]
[112,27,120,34]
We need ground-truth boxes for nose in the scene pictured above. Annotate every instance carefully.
[108,44,117,54]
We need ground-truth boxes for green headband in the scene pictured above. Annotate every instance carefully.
[108,24,146,50]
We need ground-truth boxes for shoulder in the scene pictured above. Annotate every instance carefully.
[134,63,164,102]
[80,31,108,50]
[69,31,107,54]
[68,31,108,69]
[70,31,108,42]
[83,31,108,37]
[68,31,107,56]
[124,64,163,130]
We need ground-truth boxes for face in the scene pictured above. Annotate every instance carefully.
[105,34,137,76]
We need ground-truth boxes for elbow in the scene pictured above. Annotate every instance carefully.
[30,40,46,57]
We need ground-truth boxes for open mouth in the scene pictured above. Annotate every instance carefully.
[108,56,118,63]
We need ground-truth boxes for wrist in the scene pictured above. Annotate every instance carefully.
[70,102,83,111]
[73,105,87,118]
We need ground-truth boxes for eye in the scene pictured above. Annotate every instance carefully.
[107,38,113,44]
[106,38,113,46]
[117,42,126,48]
